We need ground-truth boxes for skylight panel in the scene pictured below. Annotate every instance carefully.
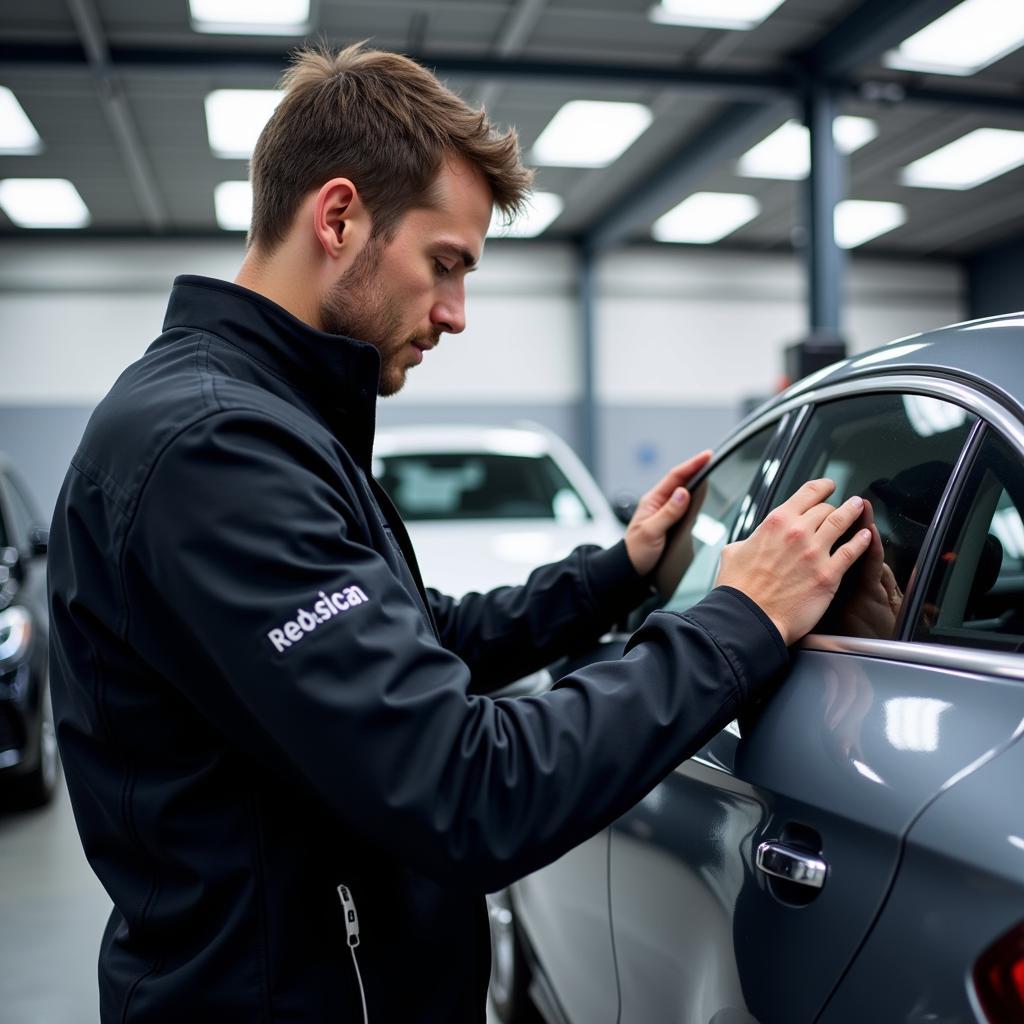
[488,192,564,239]
[738,116,877,180]
[649,0,787,30]
[883,0,1024,76]
[531,101,652,168]
[205,89,282,159]
[214,181,252,231]
[189,0,310,35]
[901,128,1024,190]
[0,178,90,228]
[834,200,906,249]
[0,87,43,155]
[652,192,760,244]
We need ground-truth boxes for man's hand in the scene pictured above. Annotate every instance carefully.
[624,450,712,577]
[714,478,873,646]
[817,499,903,640]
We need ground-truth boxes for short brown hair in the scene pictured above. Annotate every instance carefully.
[249,43,533,252]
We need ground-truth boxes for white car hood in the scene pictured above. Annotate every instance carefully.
[404,519,624,597]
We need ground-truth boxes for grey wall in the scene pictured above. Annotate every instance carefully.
[968,235,1024,319]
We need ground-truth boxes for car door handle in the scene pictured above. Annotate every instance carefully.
[756,842,828,890]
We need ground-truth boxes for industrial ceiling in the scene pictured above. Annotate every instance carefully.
[1,0,1023,256]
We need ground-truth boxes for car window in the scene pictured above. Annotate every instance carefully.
[374,452,593,522]
[912,433,1024,653]
[655,424,779,615]
[771,393,977,640]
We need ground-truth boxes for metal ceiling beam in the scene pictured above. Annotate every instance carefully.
[801,0,963,78]
[0,42,792,101]
[63,0,168,232]
[474,0,550,111]
[582,101,791,252]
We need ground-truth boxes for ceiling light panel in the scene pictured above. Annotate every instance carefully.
[883,0,1024,76]
[649,0,787,30]
[215,181,252,231]
[901,128,1024,190]
[0,178,90,228]
[205,89,282,159]
[738,116,877,180]
[0,87,43,155]
[652,192,760,244]
[488,192,564,239]
[834,200,906,249]
[189,0,310,35]
[531,101,652,168]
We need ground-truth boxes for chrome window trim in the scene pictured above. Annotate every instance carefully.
[801,634,1024,681]
[748,373,1024,457]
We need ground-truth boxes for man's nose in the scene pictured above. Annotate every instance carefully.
[431,293,466,335]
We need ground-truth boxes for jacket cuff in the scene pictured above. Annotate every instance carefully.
[679,585,790,702]
[582,540,654,617]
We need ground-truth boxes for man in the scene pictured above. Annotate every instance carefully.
[48,44,874,1022]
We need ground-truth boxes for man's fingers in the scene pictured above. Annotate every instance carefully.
[644,450,712,507]
[649,487,690,531]
[829,527,873,574]
[776,477,837,517]
[814,495,866,546]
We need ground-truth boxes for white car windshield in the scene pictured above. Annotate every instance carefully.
[375,452,593,523]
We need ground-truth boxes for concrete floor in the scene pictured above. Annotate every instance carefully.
[0,777,111,1023]
[0,775,500,1022]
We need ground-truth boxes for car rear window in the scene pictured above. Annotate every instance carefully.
[375,452,594,522]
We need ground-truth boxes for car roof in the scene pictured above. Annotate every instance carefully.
[777,311,1024,409]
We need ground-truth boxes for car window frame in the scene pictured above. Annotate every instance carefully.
[759,372,1024,679]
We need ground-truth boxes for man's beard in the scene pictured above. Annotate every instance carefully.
[320,238,419,398]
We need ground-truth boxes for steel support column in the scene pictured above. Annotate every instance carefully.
[804,85,845,337]
[578,245,599,480]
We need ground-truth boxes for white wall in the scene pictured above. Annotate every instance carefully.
[0,239,964,408]
[0,237,966,507]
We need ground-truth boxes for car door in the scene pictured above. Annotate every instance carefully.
[820,425,1024,1021]
[608,382,1024,1024]
[511,416,789,1024]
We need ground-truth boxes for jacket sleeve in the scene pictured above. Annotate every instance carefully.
[124,411,790,892]
[424,541,652,694]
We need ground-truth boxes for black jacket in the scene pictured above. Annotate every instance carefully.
[48,275,789,1022]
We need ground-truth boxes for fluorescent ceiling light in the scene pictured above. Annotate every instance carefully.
[214,181,252,231]
[531,101,652,168]
[834,200,906,249]
[649,0,786,30]
[738,116,877,180]
[0,178,89,228]
[883,0,1024,76]
[0,87,43,155]
[652,192,760,244]
[488,192,564,238]
[901,128,1024,190]
[205,89,282,158]
[189,0,310,35]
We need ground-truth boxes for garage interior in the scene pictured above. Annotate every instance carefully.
[1,0,1023,1020]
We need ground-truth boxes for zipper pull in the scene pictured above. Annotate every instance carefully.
[337,884,360,948]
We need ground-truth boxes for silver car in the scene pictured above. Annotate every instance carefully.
[493,312,1024,1024]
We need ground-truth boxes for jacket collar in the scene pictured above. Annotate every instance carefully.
[162,274,382,468]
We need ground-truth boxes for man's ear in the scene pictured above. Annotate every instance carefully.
[313,178,370,260]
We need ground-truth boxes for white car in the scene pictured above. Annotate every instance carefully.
[371,424,623,597]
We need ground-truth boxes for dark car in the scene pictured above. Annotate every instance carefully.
[492,312,1024,1024]
[0,457,55,809]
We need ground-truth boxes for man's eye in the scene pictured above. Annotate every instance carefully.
[434,259,451,277]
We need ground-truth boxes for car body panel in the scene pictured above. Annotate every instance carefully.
[820,725,1024,1023]
[609,649,1024,1023]
[510,312,1024,1024]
